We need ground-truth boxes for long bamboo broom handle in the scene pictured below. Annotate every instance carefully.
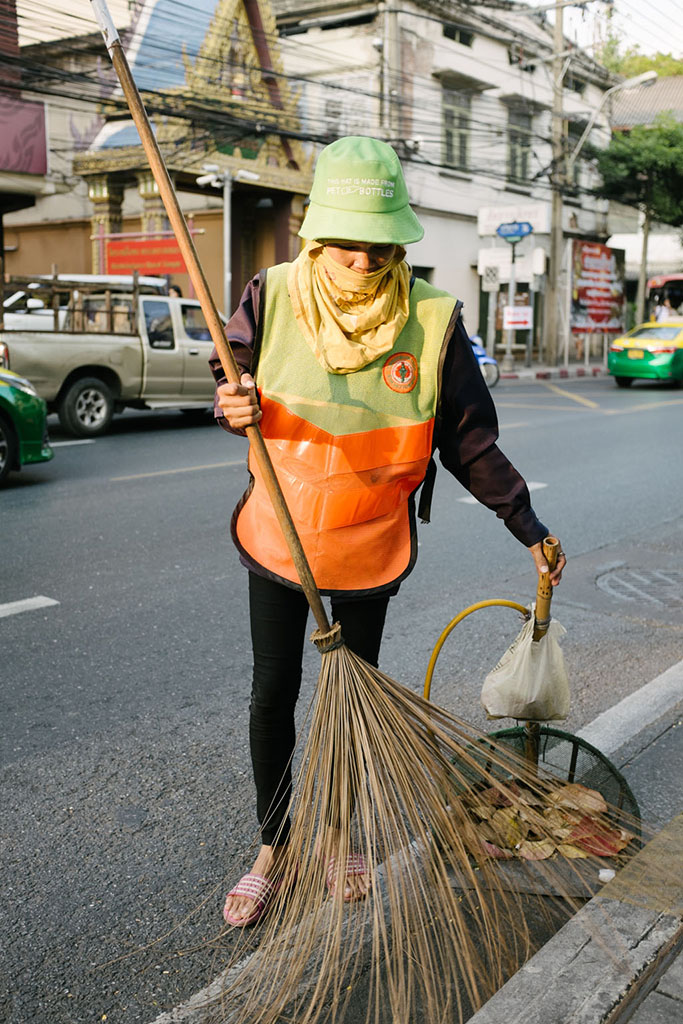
[532,535,559,641]
[90,0,331,635]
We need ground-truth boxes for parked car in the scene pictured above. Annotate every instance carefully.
[608,320,683,387]
[1,279,222,437]
[0,369,54,485]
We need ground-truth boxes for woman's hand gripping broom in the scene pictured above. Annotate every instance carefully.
[89,8,611,1023]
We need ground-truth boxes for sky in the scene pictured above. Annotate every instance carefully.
[524,0,683,60]
[15,0,133,46]
[14,0,683,57]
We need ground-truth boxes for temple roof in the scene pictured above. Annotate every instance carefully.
[78,0,310,188]
[124,0,219,92]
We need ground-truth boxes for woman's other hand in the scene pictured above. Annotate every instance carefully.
[217,373,262,429]
[529,538,566,587]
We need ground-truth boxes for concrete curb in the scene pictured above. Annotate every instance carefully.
[577,658,683,758]
[467,814,683,1024]
[500,365,606,381]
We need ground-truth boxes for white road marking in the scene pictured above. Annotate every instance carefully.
[0,595,59,619]
[578,656,683,756]
[111,459,244,481]
[50,440,96,447]
[458,481,548,505]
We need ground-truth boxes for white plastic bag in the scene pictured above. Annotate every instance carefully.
[480,605,570,721]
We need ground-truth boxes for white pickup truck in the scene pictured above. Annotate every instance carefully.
[0,277,220,437]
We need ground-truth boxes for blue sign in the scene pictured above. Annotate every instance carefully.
[496,221,533,241]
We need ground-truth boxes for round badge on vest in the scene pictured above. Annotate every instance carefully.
[382,352,418,393]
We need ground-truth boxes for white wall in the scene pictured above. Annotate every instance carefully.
[407,210,481,323]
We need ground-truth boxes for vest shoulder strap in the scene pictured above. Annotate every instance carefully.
[416,298,464,524]
[252,267,268,376]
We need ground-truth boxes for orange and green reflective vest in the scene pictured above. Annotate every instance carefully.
[232,264,457,596]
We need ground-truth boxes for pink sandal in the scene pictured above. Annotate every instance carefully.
[326,853,371,902]
[223,873,282,927]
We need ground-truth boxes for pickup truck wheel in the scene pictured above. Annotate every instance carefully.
[0,414,17,485]
[180,408,211,424]
[59,377,114,437]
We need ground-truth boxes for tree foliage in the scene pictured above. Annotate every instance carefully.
[598,42,683,78]
[595,114,683,227]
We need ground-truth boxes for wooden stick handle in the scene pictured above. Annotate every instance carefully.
[532,535,559,641]
[93,19,330,634]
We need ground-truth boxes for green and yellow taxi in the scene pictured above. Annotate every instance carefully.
[608,320,683,388]
[0,369,54,485]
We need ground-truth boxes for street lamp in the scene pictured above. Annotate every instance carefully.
[196,164,260,316]
[566,70,657,175]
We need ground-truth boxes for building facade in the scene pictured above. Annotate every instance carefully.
[272,0,618,354]
[5,0,621,355]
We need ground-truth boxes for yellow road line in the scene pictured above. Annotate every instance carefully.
[603,397,683,416]
[539,380,600,408]
[112,459,244,481]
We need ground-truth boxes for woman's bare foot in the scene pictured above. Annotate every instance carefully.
[223,844,290,925]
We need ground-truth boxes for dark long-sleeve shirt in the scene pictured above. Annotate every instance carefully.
[209,273,547,548]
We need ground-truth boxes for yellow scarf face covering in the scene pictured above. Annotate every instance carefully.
[287,241,411,374]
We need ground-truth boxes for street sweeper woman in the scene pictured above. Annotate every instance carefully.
[210,136,566,928]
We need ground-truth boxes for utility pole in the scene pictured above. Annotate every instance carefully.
[221,172,233,319]
[196,165,259,316]
[504,239,518,370]
[544,3,566,366]
[381,1,399,142]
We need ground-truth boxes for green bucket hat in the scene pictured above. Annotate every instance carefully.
[299,136,424,245]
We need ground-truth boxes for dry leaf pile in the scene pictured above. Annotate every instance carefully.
[463,781,633,861]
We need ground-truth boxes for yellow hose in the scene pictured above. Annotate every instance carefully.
[423,599,528,702]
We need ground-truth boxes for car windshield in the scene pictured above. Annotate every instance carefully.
[630,326,681,341]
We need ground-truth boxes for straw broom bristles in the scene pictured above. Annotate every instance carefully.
[211,623,637,1024]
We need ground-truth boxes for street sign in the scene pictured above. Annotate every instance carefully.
[482,266,499,293]
[496,221,534,242]
[503,305,533,330]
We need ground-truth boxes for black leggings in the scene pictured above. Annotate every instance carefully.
[248,571,390,846]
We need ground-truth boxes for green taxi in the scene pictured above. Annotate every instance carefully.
[608,320,683,387]
[0,369,54,485]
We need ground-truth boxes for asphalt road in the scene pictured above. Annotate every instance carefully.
[2,376,682,1023]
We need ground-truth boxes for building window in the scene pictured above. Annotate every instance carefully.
[508,44,535,72]
[564,72,586,95]
[443,25,474,47]
[443,89,471,171]
[507,109,532,182]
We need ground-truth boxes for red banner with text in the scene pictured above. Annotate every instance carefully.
[570,240,625,334]
[106,238,187,275]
